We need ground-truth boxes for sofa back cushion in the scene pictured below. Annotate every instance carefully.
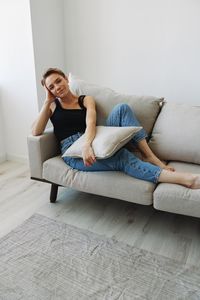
[68,73,163,136]
[149,102,200,164]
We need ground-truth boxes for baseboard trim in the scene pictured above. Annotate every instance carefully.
[6,154,28,163]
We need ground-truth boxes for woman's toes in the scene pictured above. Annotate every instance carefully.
[165,165,175,172]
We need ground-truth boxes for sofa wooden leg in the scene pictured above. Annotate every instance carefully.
[50,184,58,203]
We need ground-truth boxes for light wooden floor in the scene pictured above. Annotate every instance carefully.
[1,160,200,266]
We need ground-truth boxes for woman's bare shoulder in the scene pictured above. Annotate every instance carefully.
[49,101,56,116]
[84,95,96,107]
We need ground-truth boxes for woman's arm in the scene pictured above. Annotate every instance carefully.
[82,96,97,166]
[31,86,55,136]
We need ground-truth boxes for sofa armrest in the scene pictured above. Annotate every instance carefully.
[27,128,60,179]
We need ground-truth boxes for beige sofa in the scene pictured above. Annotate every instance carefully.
[27,76,200,218]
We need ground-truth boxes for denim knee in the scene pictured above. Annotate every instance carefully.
[106,103,147,144]
[114,103,130,113]
[107,103,137,126]
[106,103,127,127]
[117,103,148,144]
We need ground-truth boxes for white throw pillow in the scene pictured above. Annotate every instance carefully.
[68,73,163,136]
[62,125,142,159]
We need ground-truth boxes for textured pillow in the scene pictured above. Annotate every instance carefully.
[62,125,142,159]
[68,73,163,136]
[149,102,200,164]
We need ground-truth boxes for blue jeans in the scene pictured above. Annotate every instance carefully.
[61,104,162,183]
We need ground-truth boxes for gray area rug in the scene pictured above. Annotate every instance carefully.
[0,214,200,300]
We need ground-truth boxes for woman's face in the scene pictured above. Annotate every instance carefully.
[45,73,69,98]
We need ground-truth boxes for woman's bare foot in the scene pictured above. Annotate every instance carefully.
[136,139,175,171]
[143,155,175,172]
[126,141,175,171]
[190,175,200,189]
[158,170,200,189]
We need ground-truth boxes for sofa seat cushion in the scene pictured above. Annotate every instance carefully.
[153,162,200,218]
[43,156,156,205]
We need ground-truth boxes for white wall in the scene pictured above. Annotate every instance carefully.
[0,0,199,162]
[0,0,66,162]
[0,0,38,162]
[64,0,200,105]
[0,100,6,162]
[30,0,66,109]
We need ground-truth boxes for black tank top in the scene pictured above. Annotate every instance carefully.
[50,95,87,142]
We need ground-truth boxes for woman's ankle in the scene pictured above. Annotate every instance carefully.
[190,175,200,189]
[158,171,199,189]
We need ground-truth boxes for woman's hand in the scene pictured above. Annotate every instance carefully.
[31,85,55,136]
[44,84,55,105]
[82,145,96,167]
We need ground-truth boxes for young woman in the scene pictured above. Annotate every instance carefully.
[32,68,200,189]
